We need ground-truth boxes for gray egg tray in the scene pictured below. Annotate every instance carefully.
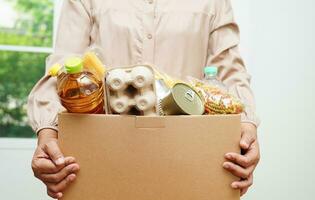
[104,65,159,116]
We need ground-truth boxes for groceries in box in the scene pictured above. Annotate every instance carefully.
[49,50,244,116]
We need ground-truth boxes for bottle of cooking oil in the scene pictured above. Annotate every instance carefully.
[57,57,105,114]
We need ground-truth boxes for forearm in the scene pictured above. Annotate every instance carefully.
[27,73,65,134]
[207,0,259,126]
[207,49,259,126]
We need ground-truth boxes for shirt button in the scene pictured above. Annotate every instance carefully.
[148,0,154,4]
[147,34,153,40]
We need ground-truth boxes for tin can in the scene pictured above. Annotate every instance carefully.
[155,79,171,100]
[160,83,204,115]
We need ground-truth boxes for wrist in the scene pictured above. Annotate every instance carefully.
[37,129,58,146]
[241,122,258,140]
[241,122,257,130]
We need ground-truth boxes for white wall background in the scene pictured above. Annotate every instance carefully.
[0,139,50,199]
[235,0,315,200]
[1,0,315,199]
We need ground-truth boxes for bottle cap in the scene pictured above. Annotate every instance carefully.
[204,66,218,76]
[48,63,62,77]
[65,57,83,74]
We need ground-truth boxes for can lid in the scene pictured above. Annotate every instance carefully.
[172,83,204,115]
[65,57,83,74]
[48,63,62,77]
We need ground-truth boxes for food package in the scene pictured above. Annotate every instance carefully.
[188,77,244,115]
[83,52,105,79]
[82,46,106,80]
[105,65,158,116]
[159,83,205,116]
[83,46,106,80]
[151,67,186,89]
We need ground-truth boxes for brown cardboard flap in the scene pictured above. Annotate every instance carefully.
[135,116,166,128]
[59,113,241,200]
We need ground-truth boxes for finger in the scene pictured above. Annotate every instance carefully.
[32,158,61,175]
[41,163,80,183]
[33,156,76,175]
[46,174,77,194]
[64,156,77,166]
[225,150,259,168]
[232,173,253,190]
[223,162,254,179]
[47,190,63,199]
[43,141,65,166]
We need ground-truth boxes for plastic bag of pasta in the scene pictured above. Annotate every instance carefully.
[187,76,244,115]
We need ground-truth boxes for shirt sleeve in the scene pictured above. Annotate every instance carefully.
[27,0,93,134]
[206,0,260,127]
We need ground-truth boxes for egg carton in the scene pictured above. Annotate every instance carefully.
[104,65,159,116]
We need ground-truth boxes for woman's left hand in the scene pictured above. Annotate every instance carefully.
[223,123,260,196]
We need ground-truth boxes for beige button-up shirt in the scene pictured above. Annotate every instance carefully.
[27,0,259,133]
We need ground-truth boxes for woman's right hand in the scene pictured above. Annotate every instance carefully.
[32,129,80,199]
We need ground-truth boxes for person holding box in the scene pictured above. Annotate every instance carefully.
[28,0,260,198]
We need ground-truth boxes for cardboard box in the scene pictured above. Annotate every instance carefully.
[59,113,241,200]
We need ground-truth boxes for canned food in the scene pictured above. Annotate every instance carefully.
[160,83,204,115]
